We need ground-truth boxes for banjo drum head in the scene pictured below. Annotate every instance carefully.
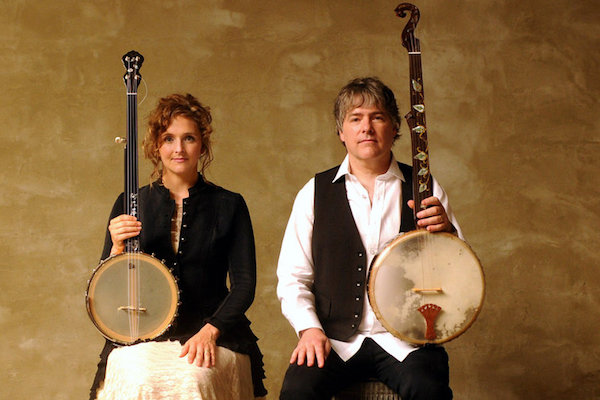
[368,230,484,344]
[86,252,179,345]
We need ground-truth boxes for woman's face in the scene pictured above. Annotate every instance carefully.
[158,116,203,179]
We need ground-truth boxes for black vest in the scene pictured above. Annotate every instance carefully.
[311,162,415,341]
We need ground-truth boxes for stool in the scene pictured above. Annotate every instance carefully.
[332,378,401,400]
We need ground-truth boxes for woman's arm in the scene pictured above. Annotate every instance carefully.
[204,193,257,332]
[100,194,124,260]
[99,193,142,258]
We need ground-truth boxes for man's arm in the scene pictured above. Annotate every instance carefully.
[276,178,331,368]
[408,196,454,232]
[408,178,464,238]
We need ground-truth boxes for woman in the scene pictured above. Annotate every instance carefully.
[89,93,267,399]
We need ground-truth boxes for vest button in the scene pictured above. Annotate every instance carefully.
[355,296,360,301]
[354,313,359,318]
[351,324,357,329]
[356,282,361,287]
[357,266,363,272]
[358,252,364,257]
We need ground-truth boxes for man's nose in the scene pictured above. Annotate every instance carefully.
[361,118,373,133]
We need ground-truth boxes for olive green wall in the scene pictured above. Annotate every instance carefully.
[1,0,599,399]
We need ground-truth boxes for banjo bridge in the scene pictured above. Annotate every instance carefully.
[118,306,147,313]
[412,287,443,293]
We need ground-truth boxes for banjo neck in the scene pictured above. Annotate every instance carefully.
[396,3,433,222]
[86,51,179,345]
[121,51,144,254]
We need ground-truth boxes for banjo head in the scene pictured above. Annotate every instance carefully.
[368,230,485,344]
[86,253,179,345]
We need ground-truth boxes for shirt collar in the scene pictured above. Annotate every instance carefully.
[154,173,207,197]
[332,153,406,183]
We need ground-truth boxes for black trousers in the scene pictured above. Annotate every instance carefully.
[280,338,452,400]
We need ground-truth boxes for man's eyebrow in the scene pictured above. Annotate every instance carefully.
[348,110,385,116]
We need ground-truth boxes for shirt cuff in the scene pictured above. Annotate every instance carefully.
[290,313,324,337]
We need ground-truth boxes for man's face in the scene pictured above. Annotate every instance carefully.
[339,103,397,165]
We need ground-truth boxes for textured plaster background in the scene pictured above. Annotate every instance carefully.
[1,0,599,399]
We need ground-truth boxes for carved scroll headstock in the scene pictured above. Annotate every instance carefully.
[122,50,144,93]
[395,3,420,53]
[395,3,433,210]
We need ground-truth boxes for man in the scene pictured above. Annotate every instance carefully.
[277,77,461,399]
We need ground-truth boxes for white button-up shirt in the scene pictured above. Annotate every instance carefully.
[277,154,462,362]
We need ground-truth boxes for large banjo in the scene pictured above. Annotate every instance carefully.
[367,4,485,345]
[86,51,179,345]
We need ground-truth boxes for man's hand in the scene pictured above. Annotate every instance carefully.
[290,328,331,368]
[408,196,453,233]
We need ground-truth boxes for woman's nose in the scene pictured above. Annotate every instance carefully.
[174,139,184,152]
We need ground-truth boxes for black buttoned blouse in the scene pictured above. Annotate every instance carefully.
[94,174,266,396]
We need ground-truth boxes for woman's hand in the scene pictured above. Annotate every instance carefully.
[108,214,142,256]
[180,323,221,368]
[408,196,454,233]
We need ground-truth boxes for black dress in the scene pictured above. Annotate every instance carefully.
[89,175,266,398]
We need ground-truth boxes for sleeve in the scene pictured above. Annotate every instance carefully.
[205,194,257,332]
[99,193,125,261]
[432,178,464,240]
[276,178,324,336]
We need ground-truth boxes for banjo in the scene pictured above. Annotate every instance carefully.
[86,51,179,345]
[367,4,485,345]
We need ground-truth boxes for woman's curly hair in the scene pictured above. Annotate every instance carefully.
[143,93,213,180]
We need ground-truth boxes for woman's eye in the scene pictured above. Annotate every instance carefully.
[163,136,174,143]
[185,136,197,142]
